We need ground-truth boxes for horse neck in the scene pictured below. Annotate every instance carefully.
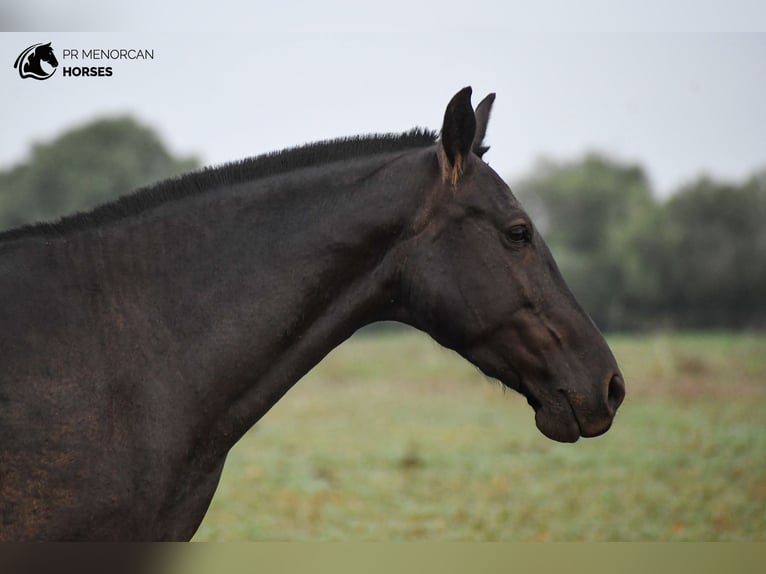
[64,148,432,455]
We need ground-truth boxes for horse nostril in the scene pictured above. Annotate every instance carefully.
[607,374,626,415]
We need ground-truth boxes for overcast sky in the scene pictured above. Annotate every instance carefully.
[2,2,765,197]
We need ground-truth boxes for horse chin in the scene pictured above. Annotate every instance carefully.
[512,378,581,442]
[534,407,581,443]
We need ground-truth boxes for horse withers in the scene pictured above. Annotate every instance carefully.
[0,87,624,540]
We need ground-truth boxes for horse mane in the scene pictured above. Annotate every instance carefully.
[0,128,437,242]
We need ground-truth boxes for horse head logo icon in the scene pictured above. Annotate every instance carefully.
[14,42,59,80]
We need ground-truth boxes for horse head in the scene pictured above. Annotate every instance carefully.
[397,87,625,442]
[35,42,59,68]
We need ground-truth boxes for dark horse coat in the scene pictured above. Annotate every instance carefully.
[0,88,624,540]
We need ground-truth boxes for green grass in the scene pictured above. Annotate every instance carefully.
[193,330,766,541]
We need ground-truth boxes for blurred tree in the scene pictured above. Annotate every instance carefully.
[0,116,199,230]
[513,153,656,331]
[655,173,766,328]
[513,154,766,331]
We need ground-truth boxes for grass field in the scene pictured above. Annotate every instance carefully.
[193,329,766,541]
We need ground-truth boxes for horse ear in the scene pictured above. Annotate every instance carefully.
[440,86,476,185]
[472,93,496,159]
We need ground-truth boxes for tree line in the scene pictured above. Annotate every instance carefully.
[514,154,766,331]
[1,116,763,331]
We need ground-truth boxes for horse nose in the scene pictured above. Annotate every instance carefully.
[607,373,626,416]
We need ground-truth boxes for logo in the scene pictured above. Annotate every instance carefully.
[12,42,155,81]
[14,42,59,80]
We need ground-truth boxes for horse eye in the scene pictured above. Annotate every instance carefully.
[505,224,531,246]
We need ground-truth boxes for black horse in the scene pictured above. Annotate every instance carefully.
[0,88,624,540]
[14,42,59,80]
